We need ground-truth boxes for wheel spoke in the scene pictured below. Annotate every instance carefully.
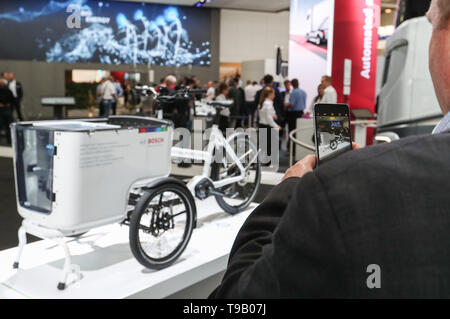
[136,190,190,261]
[172,211,187,218]
[211,135,261,212]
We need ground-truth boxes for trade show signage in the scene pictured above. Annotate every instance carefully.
[289,0,334,109]
[331,0,381,113]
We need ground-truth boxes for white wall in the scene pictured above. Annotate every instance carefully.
[241,58,278,85]
[220,9,290,63]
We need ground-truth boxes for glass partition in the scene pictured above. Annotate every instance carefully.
[14,126,54,214]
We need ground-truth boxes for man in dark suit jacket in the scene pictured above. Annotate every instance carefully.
[7,72,23,121]
[210,0,450,298]
[0,80,14,145]
[227,78,243,129]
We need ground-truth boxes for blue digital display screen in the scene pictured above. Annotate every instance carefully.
[330,121,342,127]
[0,0,211,66]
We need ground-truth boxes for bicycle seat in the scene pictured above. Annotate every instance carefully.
[208,100,234,108]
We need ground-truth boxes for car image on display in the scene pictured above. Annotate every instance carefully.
[306,16,329,46]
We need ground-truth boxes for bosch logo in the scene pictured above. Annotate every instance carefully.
[148,138,164,144]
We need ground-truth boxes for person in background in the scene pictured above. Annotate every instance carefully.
[254,75,284,136]
[159,75,177,94]
[111,78,123,115]
[305,84,325,116]
[237,81,247,127]
[282,80,292,108]
[206,81,216,101]
[160,75,186,127]
[193,76,201,89]
[175,78,185,90]
[124,79,131,107]
[244,81,259,126]
[227,78,242,129]
[0,72,8,85]
[286,78,307,158]
[320,75,337,104]
[99,76,116,117]
[96,78,106,116]
[251,81,261,126]
[184,77,198,131]
[236,74,243,88]
[281,80,292,149]
[7,72,23,121]
[0,80,14,145]
[258,86,280,166]
[215,82,231,134]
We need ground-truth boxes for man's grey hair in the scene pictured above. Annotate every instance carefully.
[165,75,177,85]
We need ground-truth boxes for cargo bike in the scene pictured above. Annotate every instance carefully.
[10,93,260,290]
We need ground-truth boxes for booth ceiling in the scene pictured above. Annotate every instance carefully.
[119,0,396,12]
[118,0,290,12]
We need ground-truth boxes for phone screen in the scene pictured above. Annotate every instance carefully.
[314,104,352,165]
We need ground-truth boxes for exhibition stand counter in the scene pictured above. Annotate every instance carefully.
[0,197,257,299]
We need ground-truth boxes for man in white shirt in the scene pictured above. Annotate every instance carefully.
[112,78,123,115]
[320,75,337,104]
[244,81,256,102]
[100,76,116,117]
[244,81,260,124]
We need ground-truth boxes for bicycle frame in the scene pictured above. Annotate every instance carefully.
[171,124,250,190]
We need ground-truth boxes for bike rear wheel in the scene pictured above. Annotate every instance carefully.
[211,133,261,215]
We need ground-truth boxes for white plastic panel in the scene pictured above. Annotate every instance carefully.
[18,126,173,232]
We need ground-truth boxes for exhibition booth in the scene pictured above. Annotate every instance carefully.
[0,0,443,300]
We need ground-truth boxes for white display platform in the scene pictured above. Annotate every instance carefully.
[0,197,257,299]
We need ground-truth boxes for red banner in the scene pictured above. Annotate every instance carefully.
[332,0,380,111]
[331,0,380,145]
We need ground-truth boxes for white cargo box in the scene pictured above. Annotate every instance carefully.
[11,116,173,235]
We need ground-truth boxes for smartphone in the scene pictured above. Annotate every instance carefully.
[314,103,352,166]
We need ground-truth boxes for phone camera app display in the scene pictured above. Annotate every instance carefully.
[316,115,351,161]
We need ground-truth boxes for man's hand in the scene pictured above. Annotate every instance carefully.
[352,142,362,150]
[282,143,363,181]
[282,155,317,181]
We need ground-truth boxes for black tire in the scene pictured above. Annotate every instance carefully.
[211,133,261,215]
[129,183,196,270]
[330,139,338,150]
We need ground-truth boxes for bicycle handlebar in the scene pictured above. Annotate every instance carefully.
[134,85,206,101]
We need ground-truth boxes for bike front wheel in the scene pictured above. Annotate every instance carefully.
[211,133,261,215]
[129,183,196,270]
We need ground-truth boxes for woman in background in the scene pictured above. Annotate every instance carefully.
[305,84,324,116]
[258,86,280,165]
